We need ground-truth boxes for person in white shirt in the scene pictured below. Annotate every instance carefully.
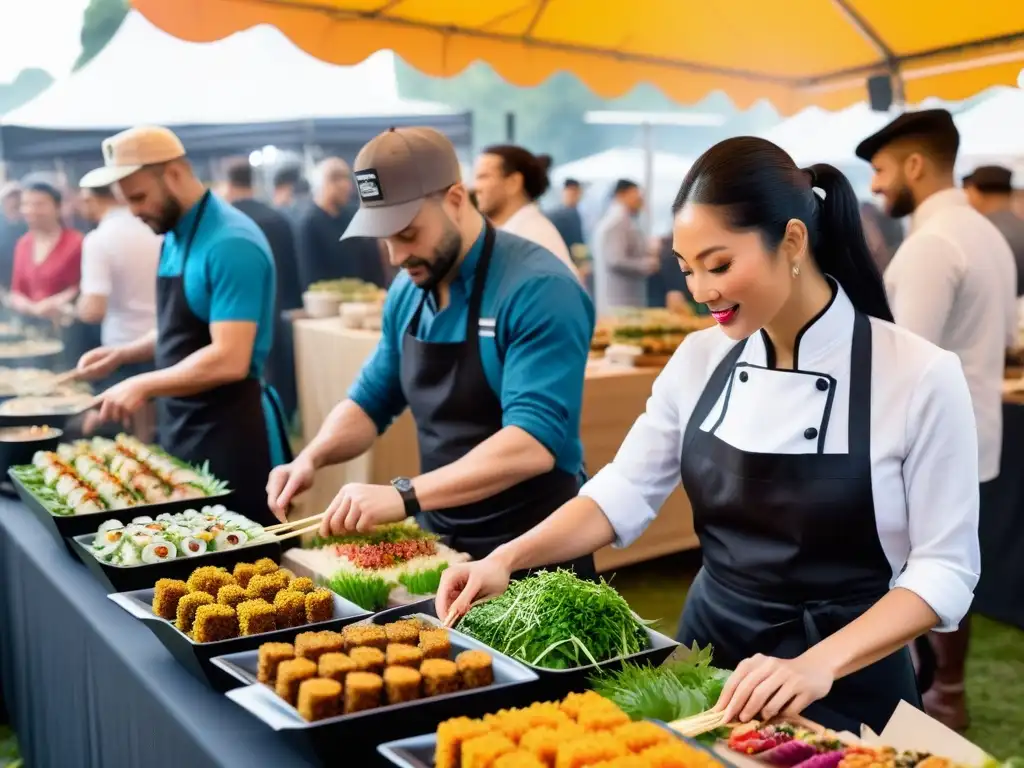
[857,110,1016,732]
[437,136,980,735]
[472,145,580,279]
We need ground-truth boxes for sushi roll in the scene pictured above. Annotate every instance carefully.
[170,485,205,501]
[131,515,154,525]
[55,473,79,496]
[214,530,248,550]
[155,513,176,524]
[98,519,124,535]
[180,537,208,557]
[75,496,105,516]
[245,524,267,540]
[142,540,177,564]
[181,509,201,521]
[96,536,125,562]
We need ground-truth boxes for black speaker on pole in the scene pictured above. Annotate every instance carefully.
[867,74,893,111]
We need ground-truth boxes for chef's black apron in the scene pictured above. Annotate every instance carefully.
[155,191,292,526]
[399,222,595,579]
[678,311,920,734]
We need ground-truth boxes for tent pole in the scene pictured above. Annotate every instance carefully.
[642,122,653,238]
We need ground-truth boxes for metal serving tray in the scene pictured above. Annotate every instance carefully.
[70,532,283,592]
[8,467,233,544]
[108,587,370,691]
[216,610,541,766]
[377,724,738,768]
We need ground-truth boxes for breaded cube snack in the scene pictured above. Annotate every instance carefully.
[456,649,494,689]
[578,704,630,732]
[461,733,516,768]
[245,573,283,603]
[343,671,382,714]
[265,569,290,593]
[192,604,239,643]
[304,589,334,624]
[236,598,277,636]
[386,643,424,669]
[278,568,296,581]
[187,565,236,595]
[560,690,615,721]
[349,646,385,675]
[297,678,341,722]
[420,658,460,697]
[554,734,627,768]
[318,652,356,685]
[519,727,561,765]
[489,710,534,745]
[294,631,344,662]
[342,623,387,652]
[590,757,647,768]
[419,627,451,660]
[383,665,421,705]
[521,702,574,730]
[640,741,723,768]
[274,657,317,705]
[288,576,316,594]
[384,618,421,645]
[436,717,493,768]
[494,752,547,768]
[175,590,214,634]
[152,578,189,620]
[253,557,279,575]
[257,642,295,684]
[612,721,672,753]
[216,584,248,610]
[274,589,307,628]
[232,562,257,589]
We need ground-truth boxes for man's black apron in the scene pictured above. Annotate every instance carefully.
[400,222,595,579]
[155,191,291,526]
[678,311,920,734]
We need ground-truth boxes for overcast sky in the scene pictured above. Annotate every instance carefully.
[0,0,90,82]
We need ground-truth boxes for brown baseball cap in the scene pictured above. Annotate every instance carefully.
[80,125,186,189]
[341,127,461,240]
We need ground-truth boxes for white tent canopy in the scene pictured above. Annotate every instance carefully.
[956,87,1024,169]
[2,11,452,130]
[759,103,895,169]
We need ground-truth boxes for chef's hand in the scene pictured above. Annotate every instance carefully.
[435,557,513,624]
[319,483,406,536]
[266,455,317,522]
[95,376,152,424]
[77,346,124,381]
[714,653,834,724]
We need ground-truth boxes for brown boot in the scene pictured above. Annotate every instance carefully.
[921,616,971,732]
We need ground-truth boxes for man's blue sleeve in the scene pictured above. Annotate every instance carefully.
[348,282,408,434]
[498,274,595,455]
[205,238,275,324]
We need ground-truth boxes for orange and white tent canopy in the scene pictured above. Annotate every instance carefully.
[130,0,1023,114]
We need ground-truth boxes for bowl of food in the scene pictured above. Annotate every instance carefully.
[0,425,62,474]
[302,291,343,319]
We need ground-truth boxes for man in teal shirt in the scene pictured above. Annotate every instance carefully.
[77,126,289,523]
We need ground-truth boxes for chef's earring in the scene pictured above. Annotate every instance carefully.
[791,263,800,278]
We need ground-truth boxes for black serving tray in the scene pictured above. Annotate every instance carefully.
[7,467,234,544]
[108,588,371,691]
[378,723,738,768]
[70,532,284,592]
[382,597,681,699]
[217,611,540,766]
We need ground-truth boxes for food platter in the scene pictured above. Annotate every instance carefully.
[109,586,370,691]
[0,394,96,428]
[216,610,541,765]
[0,338,64,367]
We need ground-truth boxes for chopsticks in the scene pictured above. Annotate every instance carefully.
[667,709,729,737]
[264,513,325,542]
[265,512,324,534]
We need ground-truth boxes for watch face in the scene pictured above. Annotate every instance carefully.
[393,478,413,493]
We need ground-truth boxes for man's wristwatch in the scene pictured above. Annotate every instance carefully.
[390,477,421,517]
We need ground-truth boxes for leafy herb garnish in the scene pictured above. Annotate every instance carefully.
[397,562,448,595]
[306,520,438,549]
[323,571,393,612]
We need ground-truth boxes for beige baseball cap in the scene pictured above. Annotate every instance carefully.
[79,126,186,189]
[342,126,461,240]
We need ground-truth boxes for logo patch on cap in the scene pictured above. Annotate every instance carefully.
[355,169,384,202]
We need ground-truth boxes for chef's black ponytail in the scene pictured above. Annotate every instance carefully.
[673,137,893,322]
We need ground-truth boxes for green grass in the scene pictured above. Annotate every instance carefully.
[609,551,1024,760]
[0,725,20,768]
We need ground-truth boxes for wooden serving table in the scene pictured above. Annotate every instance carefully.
[293,318,697,572]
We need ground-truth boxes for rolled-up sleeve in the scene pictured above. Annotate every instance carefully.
[498,274,594,456]
[580,337,704,548]
[892,351,980,631]
[347,283,408,434]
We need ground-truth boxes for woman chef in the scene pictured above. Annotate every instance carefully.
[437,137,981,734]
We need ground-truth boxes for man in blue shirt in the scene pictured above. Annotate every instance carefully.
[76,126,290,524]
[267,127,596,573]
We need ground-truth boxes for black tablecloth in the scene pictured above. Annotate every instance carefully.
[973,402,1024,630]
[0,498,319,768]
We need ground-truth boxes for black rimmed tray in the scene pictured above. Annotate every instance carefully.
[108,587,371,692]
[216,611,541,766]
[7,467,234,545]
[381,597,681,699]
[69,532,284,592]
[377,724,738,768]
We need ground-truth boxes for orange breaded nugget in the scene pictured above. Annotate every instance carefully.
[559,690,617,721]
[578,704,630,732]
[554,734,626,768]
[612,721,672,753]
[493,752,547,768]
[435,716,493,768]
[461,733,517,768]
[640,741,724,768]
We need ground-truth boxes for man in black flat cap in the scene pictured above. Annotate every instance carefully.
[963,165,1024,298]
[858,110,1018,732]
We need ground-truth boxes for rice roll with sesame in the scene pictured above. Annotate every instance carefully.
[274,590,307,629]
[192,604,239,643]
[245,573,282,603]
[176,591,214,634]
[275,658,317,705]
[304,589,334,624]
[288,576,315,594]
[297,678,341,722]
[217,584,248,610]
[258,642,295,684]
[187,566,236,595]
[233,562,257,589]
[237,599,277,636]
[253,557,278,575]
[152,578,189,620]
